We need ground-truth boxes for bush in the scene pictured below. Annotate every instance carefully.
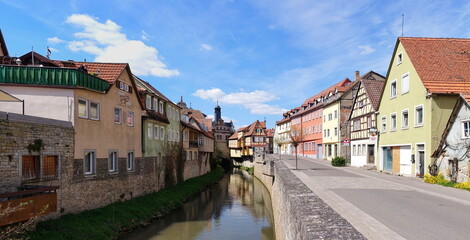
[331,157,346,167]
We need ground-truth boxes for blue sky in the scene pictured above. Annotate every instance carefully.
[2,0,470,129]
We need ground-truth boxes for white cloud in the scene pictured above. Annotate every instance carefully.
[141,30,150,41]
[64,14,179,77]
[358,45,376,55]
[47,37,65,44]
[193,88,287,115]
[200,43,213,51]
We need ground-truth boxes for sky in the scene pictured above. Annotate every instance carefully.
[2,0,470,129]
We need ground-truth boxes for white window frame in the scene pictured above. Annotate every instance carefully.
[78,98,89,119]
[89,101,100,120]
[108,150,118,173]
[397,52,403,65]
[160,126,165,140]
[84,150,96,175]
[127,151,134,171]
[148,124,153,138]
[146,95,152,110]
[390,80,397,99]
[153,98,158,111]
[401,73,410,94]
[462,120,470,139]
[390,113,397,131]
[159,102,164,114]
[381,116,387,133]
[114,107,122,124]
[401,109,409,129]
[415,104,424,127]
[154,125,159,139]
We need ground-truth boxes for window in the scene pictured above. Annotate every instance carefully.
[415,105,424,127]
[397,52,403,65]
[334,127,338,136]
[324,129,327,137]
[153,98,158,110]
[154,125,159,139]
[114,107,122,124]
[358,145,362,156]
[89,102,100,120]
[328,113,332,121]
[148,124,153,138]
[390,80,397,98]
[381,116,387,132]
[327,129,330,137]
[109,151,118,173]
[367,116,372,128]
[176,131,179,142]
[160,126,165,140]
[159,102,164,114]
[127,111,134,126]
[78,99,88,118]
[402,73,409,94]
[390,113,397,131]
[21,155,58,181]
[127,152,134,171]
[184,130,189,141]
[198,137,204,146]
[334,110,337,119]
[84,151,96,175]
[353,119,360,131]
[463,120,470,138]
[402,109,409,129]
[146,95,152,110]
[353,145,356,156]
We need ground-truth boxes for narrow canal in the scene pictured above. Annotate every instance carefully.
[120,169,275,240]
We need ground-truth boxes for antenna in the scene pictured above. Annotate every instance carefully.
[401,14,404,37]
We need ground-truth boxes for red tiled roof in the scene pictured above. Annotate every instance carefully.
[399,37,470,96]
[133,75,172,103]
[265,129,274,137]
[228,131,238,140]
[462,93,470,105]
[52,60,127,84]
[143,110,170,124]
[362,78,385,111]
[301,78,352,107]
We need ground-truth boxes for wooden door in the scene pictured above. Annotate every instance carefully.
[392,147,401,173]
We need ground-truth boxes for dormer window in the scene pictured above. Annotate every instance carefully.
[397,52,403,65]
[146,95,152,110]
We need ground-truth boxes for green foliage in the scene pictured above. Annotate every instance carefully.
[331,157,346,167]
[26,139,44,153]
[240,166,254,175]
[27,167,225,240]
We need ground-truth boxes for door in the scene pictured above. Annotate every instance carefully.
[317,144,323,159]
[383,147,392,171]
[392,147,401,173]
[367,145,375,164]
[419,151,425,178]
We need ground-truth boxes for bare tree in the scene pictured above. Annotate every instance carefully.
[0,201,48,240]
[289,126,303,170]
[274,136,283,160]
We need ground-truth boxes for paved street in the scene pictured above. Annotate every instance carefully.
[277,154,470,240]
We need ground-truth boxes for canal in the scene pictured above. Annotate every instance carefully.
[120,169,275,240]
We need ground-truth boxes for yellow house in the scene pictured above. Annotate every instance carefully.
[377,37,470,177]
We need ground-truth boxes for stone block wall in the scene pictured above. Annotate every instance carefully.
[184,152,210,181]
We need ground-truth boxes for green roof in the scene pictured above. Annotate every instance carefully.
[0,65,109,92]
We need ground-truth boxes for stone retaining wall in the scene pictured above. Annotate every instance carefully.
[254,154,364,240]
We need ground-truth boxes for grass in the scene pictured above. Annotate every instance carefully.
[27,167,225,240]
[423,174,470,192]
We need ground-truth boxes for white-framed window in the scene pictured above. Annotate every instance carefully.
[390,113,397,131]
[153,98,158,111]
[328,113,332,121]
[381,116,387,132]
[146,95,152,110]
[334,127,338,136]
[78,98,88,118]
[324,129,326,137]
[353,119,360,131]
[159,102,164,114]
[89,102,100,120]
[415,105,424,127]
[127,151,134,171]
[402,73,410,94]
[390,80,397,98]
[358,145,362,156]
[402,109,409,129]
[127,111,134,126]
[327,129,330,137]
[84,150,96,175]
[397,52,403,65]
[334,110,337,119]
[353,145,357,156]
[198,137,204,146]
[367,116,372,128]
[114,107,122,124]
[148,124,153,138]
[108,150,118,173]
[160,126,165,140]
[154,125,159,139]
[462,120,470,138]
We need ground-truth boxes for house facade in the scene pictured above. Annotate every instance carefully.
[212,103,235,159]
[229,120,268,161]
[349,72,385,167]
[377,37,467,177]
[274,116,291,155]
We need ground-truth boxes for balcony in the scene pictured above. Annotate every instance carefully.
[0,186,59,226]
[0,65,109,93]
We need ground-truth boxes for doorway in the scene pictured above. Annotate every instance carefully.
[317,144,323,159]
[367,144,375,164]
[417,144,425,178]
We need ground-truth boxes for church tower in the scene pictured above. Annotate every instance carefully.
[214,101,221,122]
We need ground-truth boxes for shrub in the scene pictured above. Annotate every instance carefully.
[454,181,470,190]
[331,157,346,167]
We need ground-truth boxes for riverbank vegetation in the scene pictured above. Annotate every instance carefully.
[26,167,225,240]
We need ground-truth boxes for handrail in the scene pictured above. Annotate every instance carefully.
[0,186,59,199]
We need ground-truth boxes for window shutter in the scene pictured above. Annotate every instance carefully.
[115,80,120,87]
[128,86,133,93]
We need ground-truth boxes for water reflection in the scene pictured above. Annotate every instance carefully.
[120,169,275,240]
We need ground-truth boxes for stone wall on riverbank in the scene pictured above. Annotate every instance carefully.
[254,154,365,240]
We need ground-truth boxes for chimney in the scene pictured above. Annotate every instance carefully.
[355,71,360,81]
